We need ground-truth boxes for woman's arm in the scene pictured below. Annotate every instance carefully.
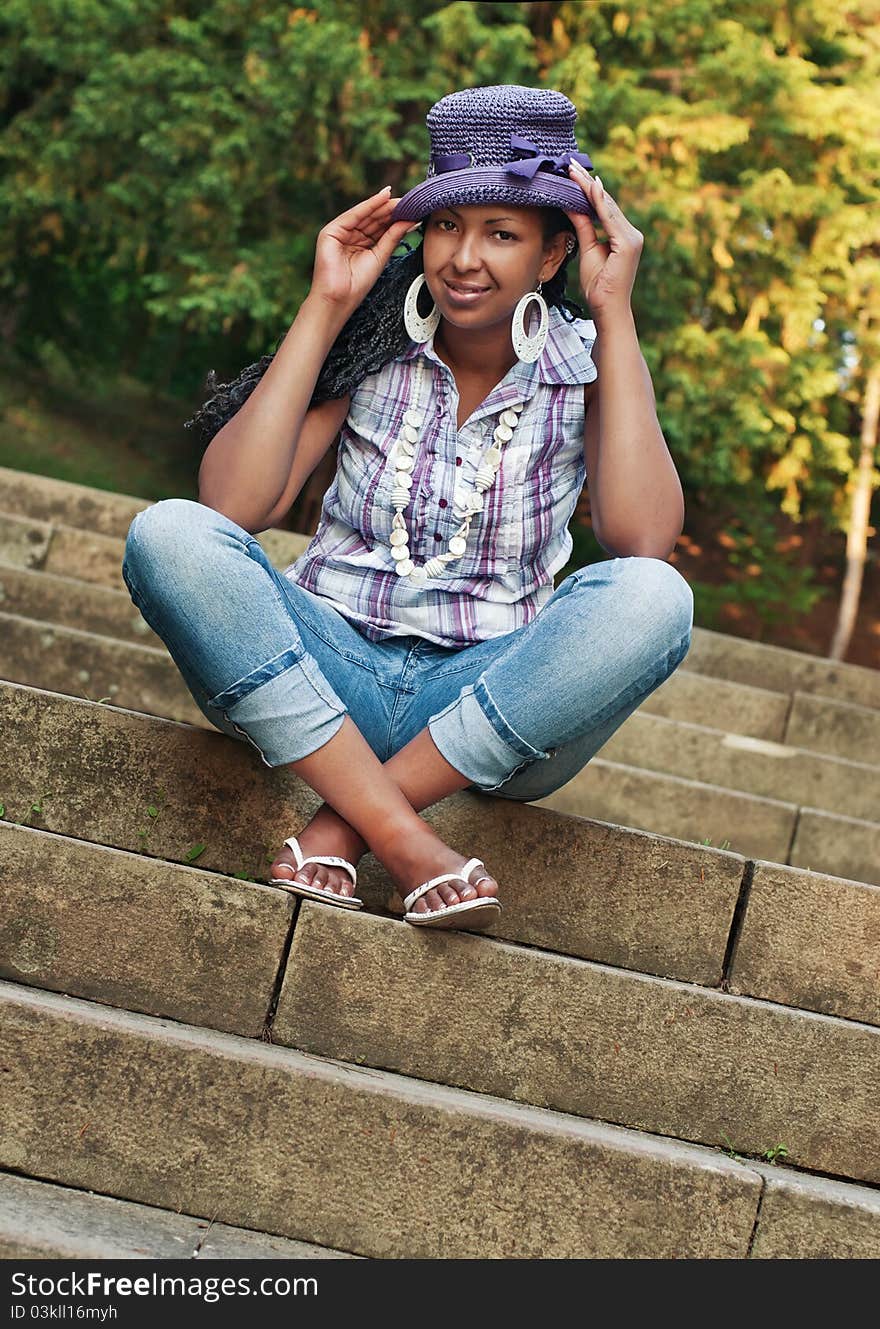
[198,186,416,533]
[584,314,685,560]
[197,293,351,532]
[566,162,684,561]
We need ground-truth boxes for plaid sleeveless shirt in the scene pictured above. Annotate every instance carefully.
[283,304,598,648]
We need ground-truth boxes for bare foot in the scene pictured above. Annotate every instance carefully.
[270,808,500,922]
[269,804,366,898]
[383,824,500,918]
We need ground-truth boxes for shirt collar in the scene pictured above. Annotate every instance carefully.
[396,303,595,392]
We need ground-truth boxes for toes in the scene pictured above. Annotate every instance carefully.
[472,873,499,898]
[437,883,462,908]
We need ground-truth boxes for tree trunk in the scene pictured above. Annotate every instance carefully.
[829,360,880,660]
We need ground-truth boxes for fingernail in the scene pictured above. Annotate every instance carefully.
[381,184,392,194]
[594,174,605,196]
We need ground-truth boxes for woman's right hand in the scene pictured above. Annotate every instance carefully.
[310,187,419,313]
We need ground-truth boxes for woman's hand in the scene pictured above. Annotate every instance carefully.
[563,162,644,319]
[311,186,418,314]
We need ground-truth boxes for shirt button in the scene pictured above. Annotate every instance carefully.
[433,532,442,541]
[455,457,462,467]
[438,498,448,509]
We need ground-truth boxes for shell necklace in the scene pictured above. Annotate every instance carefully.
[385,356,524,587]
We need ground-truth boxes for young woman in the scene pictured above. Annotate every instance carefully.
[122,85,692,931]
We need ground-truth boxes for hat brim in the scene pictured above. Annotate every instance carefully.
[390,167,599,224]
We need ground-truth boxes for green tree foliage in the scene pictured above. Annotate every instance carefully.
[1,1,878,630]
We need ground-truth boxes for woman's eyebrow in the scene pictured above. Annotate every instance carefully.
[443,207,518,223]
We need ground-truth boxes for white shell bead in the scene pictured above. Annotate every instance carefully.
[403,410,422,427]
[476,465,496,484]
[398,440,415,456]
[448,536,466,556]
[466,493,484,513]
[423,557,446,578]
[395,558,414,576]
[395,453,413,472]
[494,423,514,443]
[409,567,427,584]
[404,425,420,443]
[391,544,410,561]
[395,472,413,488]
[391,488,411,506]
[390,530,408,546]
[485,446,502,466]
[500,409,519,428]
[392,512,407,529]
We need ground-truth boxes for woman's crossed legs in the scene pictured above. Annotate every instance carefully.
[122,500,693,923]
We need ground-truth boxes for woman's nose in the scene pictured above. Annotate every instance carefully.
[451,240,485,273]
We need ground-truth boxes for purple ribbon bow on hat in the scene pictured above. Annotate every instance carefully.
[505,133,593,179]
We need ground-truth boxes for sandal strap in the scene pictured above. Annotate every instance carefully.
[403,859,486,912]
[282,837,357,888]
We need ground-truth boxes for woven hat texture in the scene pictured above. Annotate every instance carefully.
[391,84,598,223]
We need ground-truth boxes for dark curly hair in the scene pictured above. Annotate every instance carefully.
[184,207,586,443]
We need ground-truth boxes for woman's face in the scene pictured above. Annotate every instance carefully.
[420,203,566,329]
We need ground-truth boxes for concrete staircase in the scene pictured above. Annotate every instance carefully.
[1,465,878,1259]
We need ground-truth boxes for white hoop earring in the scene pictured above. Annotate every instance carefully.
[403,273,440,342]
[511,282,549,363]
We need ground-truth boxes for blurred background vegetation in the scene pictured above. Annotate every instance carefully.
[1,0,878,662]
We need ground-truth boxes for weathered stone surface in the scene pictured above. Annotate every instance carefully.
[0,1171,354,1260]
[0,680,317,882]
[538,758,797,864]
[0,610,208,725]
[641,668,789,741]
[0,513,51,571]
[791,808,880,890]
[0,466,146,538]
[599,712,880,822]
[367,796,743,986]
[0,680,741,984]
[0,981,762,1259]
[0,822,292,1036]
[750,1166,880,1259]
[686,627,880,711]
[44,523,130,588]
[0,562,158,646]
[729,862,880,1027]
[276,904,880,1185]
[785,690,880,766]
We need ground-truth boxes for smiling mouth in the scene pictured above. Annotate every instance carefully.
[445,281,491,295]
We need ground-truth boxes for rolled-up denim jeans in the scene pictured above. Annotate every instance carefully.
[121,499,694,801]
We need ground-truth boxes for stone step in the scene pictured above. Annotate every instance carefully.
[785,690,880,766]
[276,902,880,1188]
[4,797,876,1035]
[0,1171,354,1260]
[0,609,207,724]
[0,466,147,539]
[0,979,801,1258]
[599,710,880,823]
[0,821,292,1039]
[0,680,744,989]
[540,758,796,862]
[683,626,880,711]
[538,758,880,888]
[0,510,308,591]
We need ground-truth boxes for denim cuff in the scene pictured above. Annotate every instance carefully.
[218,652,347,768]
[428,679,548,792]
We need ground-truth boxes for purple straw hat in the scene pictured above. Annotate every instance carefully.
[391,84,599,224]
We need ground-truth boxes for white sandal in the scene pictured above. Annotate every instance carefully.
[267,836,363,910]
[403,858,501,930]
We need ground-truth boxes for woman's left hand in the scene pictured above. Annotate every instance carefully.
[563,161,644,318]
